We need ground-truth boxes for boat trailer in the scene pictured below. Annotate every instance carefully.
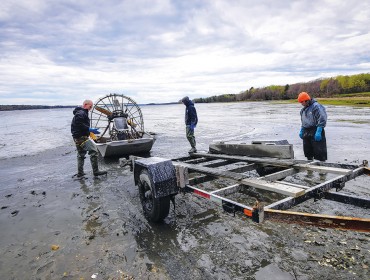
[130,144,370,232]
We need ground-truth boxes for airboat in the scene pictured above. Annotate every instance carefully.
[90,93,155,157]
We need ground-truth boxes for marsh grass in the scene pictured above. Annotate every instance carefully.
[278,92,370,107]
[317,97,370,107]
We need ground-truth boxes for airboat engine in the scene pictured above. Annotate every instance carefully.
[110,113,129,140]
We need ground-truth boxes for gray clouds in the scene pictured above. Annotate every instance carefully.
[0,0,369,105]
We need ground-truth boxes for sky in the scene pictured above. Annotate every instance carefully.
[1,0,370,106]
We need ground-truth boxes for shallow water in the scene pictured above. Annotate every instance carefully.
[1,102,369,162]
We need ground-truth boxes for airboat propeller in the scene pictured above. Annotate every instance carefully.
[89,93,155,157]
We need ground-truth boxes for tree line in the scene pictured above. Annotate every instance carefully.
[193,73,370,103]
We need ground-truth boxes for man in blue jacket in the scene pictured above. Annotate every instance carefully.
[71,100,107,177]
[181,96,198,153]
[298,92,327,161]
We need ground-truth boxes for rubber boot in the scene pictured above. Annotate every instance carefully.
[91,156,107,176]
[77,157,86,177]
[188,147,197,153]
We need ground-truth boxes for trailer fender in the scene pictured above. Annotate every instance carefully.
[133,157,178,198]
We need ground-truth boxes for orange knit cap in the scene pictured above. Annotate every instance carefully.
[297,92,311,103]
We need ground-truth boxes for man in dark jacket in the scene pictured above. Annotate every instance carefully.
[298,92,327,161]
[181,96,198,153]
[71,100,107,177]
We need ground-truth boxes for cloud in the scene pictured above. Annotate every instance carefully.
[0,0,369,105]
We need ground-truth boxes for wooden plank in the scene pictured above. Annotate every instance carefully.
[174,165,188,188]
[294,164,353,175]
[241,178,305,197]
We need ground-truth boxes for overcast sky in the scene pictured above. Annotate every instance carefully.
[1,0,369,105]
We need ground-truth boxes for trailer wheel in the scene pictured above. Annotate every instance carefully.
[138,169,170,222]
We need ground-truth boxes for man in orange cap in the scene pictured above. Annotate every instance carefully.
[297,92,327,161]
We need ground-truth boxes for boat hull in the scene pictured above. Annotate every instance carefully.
[95,133,155,157]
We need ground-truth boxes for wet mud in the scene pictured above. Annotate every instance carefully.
[0,143,369,280]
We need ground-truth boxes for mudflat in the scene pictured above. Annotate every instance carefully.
[0,143,369,280]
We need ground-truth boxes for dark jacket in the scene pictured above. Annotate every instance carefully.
[182,97,198,126]
[71,107,90,138]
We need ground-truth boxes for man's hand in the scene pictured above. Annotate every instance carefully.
[299,127,304,139]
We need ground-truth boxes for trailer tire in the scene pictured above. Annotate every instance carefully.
[138,169,170,222]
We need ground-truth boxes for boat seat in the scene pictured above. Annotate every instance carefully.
[113,117,129,131]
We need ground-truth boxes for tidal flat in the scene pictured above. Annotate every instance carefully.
[0,102,369,279]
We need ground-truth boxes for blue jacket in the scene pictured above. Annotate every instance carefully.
[300,99,327,128]
[183,98,198,126]
[71,107,90,138]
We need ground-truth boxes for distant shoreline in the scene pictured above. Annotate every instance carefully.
[1,96,369,111]
[0,102,181,111]
[0,105,76,111]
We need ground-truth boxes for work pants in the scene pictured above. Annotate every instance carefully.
[186,125,196,148]
[302,127,327,161]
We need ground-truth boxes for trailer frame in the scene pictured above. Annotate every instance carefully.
[132,152,370,232]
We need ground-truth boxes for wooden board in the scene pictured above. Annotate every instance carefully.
[241,178,306,197]
[294,164,353,175]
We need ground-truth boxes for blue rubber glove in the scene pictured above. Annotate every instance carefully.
[299,127,304,139]
[89,128,100,134]
[314,127,323,141]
